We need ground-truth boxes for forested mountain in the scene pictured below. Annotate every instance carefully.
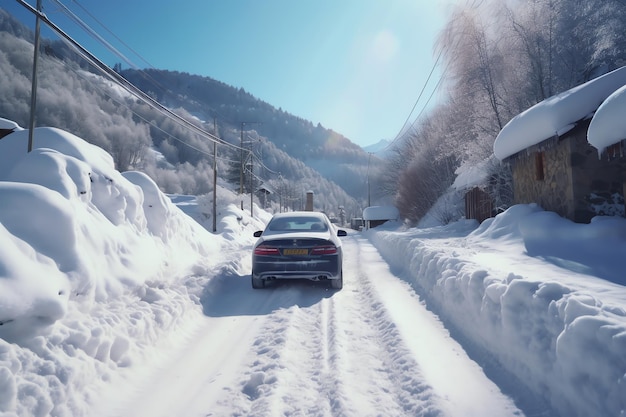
[385,0,626,224]
[119,68,379,200]
[0,7,384,219]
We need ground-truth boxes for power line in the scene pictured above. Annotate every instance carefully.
[58,0,248,130]
[64,63,217,158]
[14,0,244,155]
[51,0,194,120]
[385,47,446,151]
[64,0,156,70]
[404,65,448,136]
[11,0,328,217]
[253,152,280,176]
[43,0,448,159]
[52,0,181,112]
[48,0,137,70]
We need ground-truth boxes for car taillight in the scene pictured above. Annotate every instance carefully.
[310,245,338,255]
[254,245,280,256]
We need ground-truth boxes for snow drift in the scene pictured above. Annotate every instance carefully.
[367,205,626,417]
[0,123,224,344]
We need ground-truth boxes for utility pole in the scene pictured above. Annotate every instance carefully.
[278,173,283,213]
[250,150,254,218]
[239,122,245,194]
[239,122,262,194]
[212,118,218,232]
[28,0,43,152]
[239,122,261,219]
[367,152,372,207]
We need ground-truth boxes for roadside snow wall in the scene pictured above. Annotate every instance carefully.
[366,206,626,417]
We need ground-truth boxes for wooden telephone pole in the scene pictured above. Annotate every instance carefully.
[27,0,43,152]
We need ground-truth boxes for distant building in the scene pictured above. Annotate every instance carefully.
[363,206,399,229]
[256,184,274,209]
[305,191,314,211]
[350,217,365,231]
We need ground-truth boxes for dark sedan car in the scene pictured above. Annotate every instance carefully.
[251,211,347,289]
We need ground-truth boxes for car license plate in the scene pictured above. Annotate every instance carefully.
[283,248,309,256]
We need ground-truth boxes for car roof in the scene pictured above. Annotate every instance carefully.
[270,211,329,221]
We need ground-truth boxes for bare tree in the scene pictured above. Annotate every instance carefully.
[439,7,508,131]
[395,149,459,224]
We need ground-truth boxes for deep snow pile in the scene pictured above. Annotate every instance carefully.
[0,120,266,417]
[367,205,626,417]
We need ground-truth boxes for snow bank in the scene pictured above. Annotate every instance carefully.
[494,66,626,160]
[367,205,626,417]
[0,120,269,417]
[0,125,219,339]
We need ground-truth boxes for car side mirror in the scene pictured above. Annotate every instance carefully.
[253,230,263,238]
[337,229,347,237]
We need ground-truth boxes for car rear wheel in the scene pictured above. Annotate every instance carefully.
[330,271,343,290]
[251,274,265,289]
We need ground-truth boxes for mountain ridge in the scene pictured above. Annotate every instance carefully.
[118,67,382,200]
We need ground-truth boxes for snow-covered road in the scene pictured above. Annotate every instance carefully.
[95,234,523,417]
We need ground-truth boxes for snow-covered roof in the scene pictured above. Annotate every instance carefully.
[257,183,275,194]
[588,84,626,155]
[363,205,399,221]
[0,117,23,131]
[494,66,626,160]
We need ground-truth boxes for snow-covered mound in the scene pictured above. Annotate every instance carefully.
[0,127,220,339]
[0,120,269,417]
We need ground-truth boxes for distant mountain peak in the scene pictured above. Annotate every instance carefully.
[363,139,392,154]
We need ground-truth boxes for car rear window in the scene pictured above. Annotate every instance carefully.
[267,217,328,232]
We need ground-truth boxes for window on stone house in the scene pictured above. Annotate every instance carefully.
[535,151,545,181]
[606,142,622,160]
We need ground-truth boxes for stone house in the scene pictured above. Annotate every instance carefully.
[494,67,626,223]
[504,120,625,223]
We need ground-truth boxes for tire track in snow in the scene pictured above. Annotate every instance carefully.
[349,235,523,417]
[240,291,343,417]
[238,235,448,416]
[106,234,521,417]
[332,235,444,416]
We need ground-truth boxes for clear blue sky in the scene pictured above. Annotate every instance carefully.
[8,0,453,147]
